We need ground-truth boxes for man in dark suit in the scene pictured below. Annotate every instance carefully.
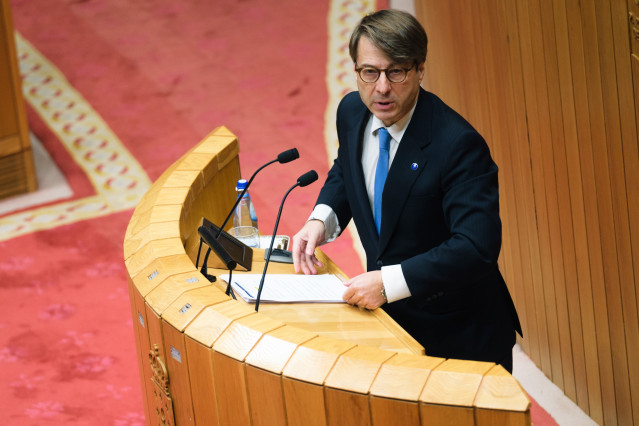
[292,9,521,372]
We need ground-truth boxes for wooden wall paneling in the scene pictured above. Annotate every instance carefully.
[549,0,596,413]
[514,0,556,376]
[545,0,591,408]
[474,2,526,337]
[593,0,637,423]
[416,1,462,115]
[499,0,544,364]
[456,2,493,139]
[485,0,534,357]
[613,0,639,424]
[184,337,219,426]
[536,0,581,397]
[161,321,195,425]
[579,0,626,423]
[530,0,574,384]
[614,1,639,422]
[561,0,605,421]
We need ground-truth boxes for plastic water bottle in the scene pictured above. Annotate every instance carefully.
[233,179,258,229]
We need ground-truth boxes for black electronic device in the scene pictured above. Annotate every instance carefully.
[198,217,253,271]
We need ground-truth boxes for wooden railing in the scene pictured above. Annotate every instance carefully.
[123,126,531,425]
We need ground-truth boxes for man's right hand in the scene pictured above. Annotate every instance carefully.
[292,219,325,275]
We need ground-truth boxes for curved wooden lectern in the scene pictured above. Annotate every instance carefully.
[123,127,531,426]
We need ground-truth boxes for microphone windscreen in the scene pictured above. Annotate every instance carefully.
[297,170,319,187]
[277,148,300,164]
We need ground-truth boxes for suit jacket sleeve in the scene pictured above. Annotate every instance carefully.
[399,127,502,299]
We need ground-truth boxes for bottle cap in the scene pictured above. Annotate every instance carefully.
[236,179,248,190]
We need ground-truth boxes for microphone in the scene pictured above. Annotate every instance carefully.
[215,148,299,238]
[254,170,318,311]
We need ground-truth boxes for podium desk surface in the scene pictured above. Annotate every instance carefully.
[209,246,425,356]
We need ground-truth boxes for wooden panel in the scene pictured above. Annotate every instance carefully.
[212,352,251,426]
[246,366,287,426]
[126,279,152,425]
[415,0,639,424]
[184,300,255,347]
[370,353,444,401]
[282,336,355,385]
[419,403,473,426]
[245,325,317,373]
[324,346,396,394]
[144,302,165,426]
[162,321,195,426]
[0,0,36,198]
[324,387,370,426]
[184,337,219,426]
[370,396,420,425]
[474,364,530,424]
[282,377,327,426]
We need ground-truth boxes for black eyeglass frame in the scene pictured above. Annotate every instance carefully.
[354,63,416,83]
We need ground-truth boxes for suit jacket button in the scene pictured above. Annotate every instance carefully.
[376,260,383,267]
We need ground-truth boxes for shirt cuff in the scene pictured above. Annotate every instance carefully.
[308,204,341,243]
[381,264,411,303]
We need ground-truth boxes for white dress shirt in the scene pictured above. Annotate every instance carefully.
[308,103,418,303]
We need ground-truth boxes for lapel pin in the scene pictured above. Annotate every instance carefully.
[411,163,418,170]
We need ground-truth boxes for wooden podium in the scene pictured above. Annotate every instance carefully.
[123,127,531,425]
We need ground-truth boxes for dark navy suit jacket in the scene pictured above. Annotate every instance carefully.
[316,88,522,362]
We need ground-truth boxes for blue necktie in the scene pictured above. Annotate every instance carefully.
[374,127,390,234]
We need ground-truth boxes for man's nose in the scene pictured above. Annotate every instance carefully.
[375,72,391,94]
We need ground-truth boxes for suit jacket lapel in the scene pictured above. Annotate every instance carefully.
[347,106,378,240]
[378,89,432,253]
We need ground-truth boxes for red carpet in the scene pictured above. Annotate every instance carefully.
[1,0,554,424]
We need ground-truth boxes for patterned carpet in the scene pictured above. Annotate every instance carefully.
[1,0,560,424]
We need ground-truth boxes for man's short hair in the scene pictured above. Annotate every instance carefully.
[349,9,428,66]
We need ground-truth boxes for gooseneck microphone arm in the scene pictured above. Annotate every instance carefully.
[215,148,299,239]
[255,170,318,312]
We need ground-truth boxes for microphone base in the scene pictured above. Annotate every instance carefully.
[263,248,293,264]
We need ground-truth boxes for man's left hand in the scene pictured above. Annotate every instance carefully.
[342,271,385,310]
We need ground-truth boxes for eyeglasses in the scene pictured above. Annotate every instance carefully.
[355,64,415,83]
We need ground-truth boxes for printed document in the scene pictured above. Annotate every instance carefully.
[219,273,346,303]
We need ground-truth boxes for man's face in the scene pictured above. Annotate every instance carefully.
[355,36,425,127]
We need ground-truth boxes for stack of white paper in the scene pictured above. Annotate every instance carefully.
[219,273,346,304]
